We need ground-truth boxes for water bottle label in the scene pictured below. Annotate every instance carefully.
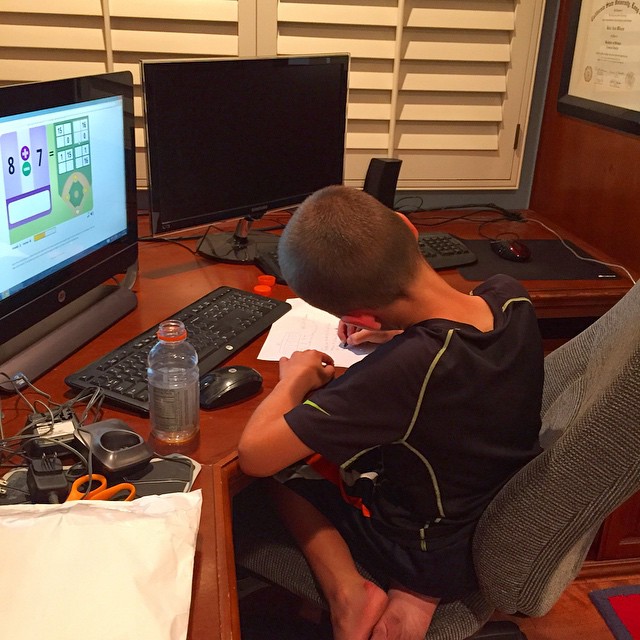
[149,382,200,433]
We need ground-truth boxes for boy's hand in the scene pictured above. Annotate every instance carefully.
[279,350,335,393]
[238,349,334,477]
[338,321,403,346]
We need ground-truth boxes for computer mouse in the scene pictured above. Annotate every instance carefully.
[199,365,263,409]
[490,239,531,263]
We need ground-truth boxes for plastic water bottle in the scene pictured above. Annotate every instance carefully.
[147,319,200,444]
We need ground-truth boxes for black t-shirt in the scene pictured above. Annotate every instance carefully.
[284,275,543,542]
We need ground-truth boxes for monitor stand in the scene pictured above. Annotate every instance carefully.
[196,217,279,263]
[0,264,138,389]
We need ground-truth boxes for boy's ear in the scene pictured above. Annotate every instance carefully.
[341,313,382,331]
[396,211,419,240]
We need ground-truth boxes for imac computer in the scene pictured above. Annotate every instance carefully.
[0,71,138,386]
[141,54,349,262]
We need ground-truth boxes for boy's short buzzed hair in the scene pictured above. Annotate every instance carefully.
[278,185,423,317]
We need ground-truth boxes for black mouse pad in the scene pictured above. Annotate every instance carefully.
[458,239,619,281]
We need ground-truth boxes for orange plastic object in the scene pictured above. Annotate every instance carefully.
[253,284,272,296]
[257,274,276,287]
[66,474,136,501]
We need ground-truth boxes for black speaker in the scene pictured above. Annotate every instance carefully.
[363,157,402,209]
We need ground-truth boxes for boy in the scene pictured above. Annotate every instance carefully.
[237,186,543,640]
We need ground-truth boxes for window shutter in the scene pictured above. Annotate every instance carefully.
[1,1,545,192]
[0,0,108,85]
[107,1,240,187]
[0,1,241,189]
[274,0,545,189]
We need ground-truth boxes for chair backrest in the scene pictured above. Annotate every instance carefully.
[472,280,640,616]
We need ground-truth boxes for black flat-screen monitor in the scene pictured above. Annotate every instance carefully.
[0,71,138,386]
[141,54,349,262]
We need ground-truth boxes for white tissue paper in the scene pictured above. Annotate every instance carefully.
[0,490,203,640]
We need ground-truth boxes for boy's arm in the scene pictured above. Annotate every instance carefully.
[237,350,335,477]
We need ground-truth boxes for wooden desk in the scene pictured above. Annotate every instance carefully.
[1,209,635,639]
[5,208,632,431]
[407,209,634,320]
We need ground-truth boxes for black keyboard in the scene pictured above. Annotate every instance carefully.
[417,232,477,269]
[65,286,291,414]
[256,232,476,283]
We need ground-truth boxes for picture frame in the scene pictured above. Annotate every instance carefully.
[557,0,640,135]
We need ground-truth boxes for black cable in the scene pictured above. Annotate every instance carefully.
[0,378,104,501]
[138,234,198,254]
[476,217,520,240]
[70,386,105,426]
[138,216,286,255]
[151,453,194,469]
[0,445,31,467]
[411,211,500,227]
[394,195,425,212]
[75,424,96,499]
[22,435,89,469]
[0,484,30,496]
[406,201,524,222]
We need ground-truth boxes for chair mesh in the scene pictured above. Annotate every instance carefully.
[473,280,640,616]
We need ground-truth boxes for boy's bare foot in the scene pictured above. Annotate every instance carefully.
[370,586,439,640]
[330,579,388,640]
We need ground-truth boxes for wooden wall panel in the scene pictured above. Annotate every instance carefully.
[530,0,640,275]
[533,1,640,562]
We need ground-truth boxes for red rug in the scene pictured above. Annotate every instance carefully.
[589,585,640,640]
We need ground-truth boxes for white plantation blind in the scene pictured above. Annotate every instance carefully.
[107,0,240,187]
[274,0,546,189]
[0,0,108,85]
[0,0,241,188]
[0,0,545,191]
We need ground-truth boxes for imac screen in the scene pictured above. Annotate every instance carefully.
[142,54,349,244]
[0,72,137,369]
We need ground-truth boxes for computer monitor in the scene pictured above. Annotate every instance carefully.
[0,71,138,386]
[141,54,349,262]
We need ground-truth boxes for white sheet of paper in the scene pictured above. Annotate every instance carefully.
[258,298,375,368]
[0,490,202,640]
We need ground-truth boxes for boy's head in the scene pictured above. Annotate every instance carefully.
[278,185,423,318]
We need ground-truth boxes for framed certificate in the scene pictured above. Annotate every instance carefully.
[558,0,640,134]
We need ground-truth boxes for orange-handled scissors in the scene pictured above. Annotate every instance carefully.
[66,474,136,502]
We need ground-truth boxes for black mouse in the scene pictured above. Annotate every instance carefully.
[199,365,263,409]
[490,239,531,263]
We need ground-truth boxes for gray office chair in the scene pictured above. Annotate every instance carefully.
[234,279,640,639]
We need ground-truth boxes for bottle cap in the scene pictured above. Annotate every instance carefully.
[257,274,276,287]
[253,284,272,296]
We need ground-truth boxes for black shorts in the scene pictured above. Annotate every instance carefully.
[283,476,479,602]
